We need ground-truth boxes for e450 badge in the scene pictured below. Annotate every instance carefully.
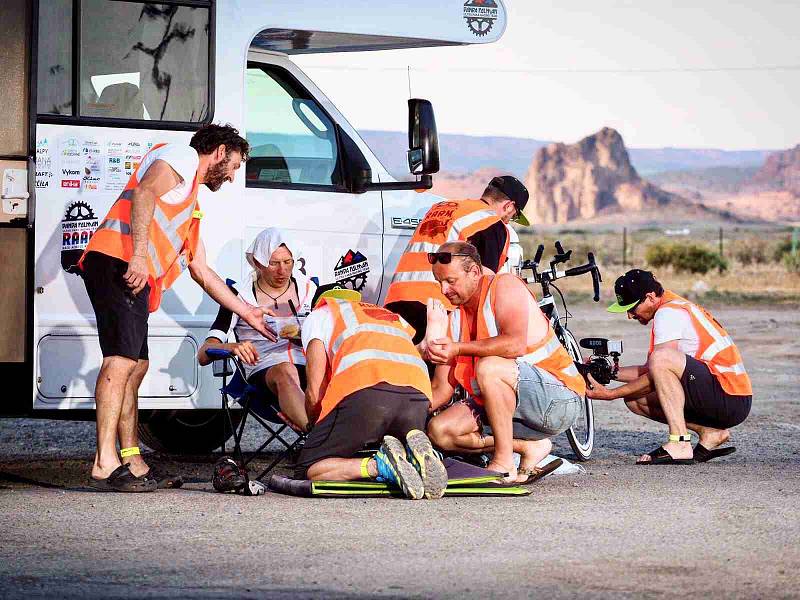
[334,249,370,292]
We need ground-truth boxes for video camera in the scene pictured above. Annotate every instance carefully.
[577,337,623,385]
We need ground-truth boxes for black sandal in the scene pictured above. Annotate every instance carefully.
[143,464,184,489]
[87,464,157,492]
[694,444,736,463]
[636,446,694,465]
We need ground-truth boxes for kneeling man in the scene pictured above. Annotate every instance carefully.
[425,242,586,483]
[588,269,752,464]
[295,291,447,500]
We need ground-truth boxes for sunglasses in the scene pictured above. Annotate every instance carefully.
[427,252,471,265]
[626,300,642,314]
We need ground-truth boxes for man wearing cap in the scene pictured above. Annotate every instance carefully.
[384,175,530,344]
[588,269,752,464]
[294,290,447,500]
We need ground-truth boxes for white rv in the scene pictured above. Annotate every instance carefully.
[0,0,514,452]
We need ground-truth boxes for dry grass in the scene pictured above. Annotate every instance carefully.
[517,225,800,304]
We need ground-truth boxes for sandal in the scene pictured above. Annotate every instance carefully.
[694,444,736,463]
[143,464,184,489]
[636,446,694,465]
[518,458,563,484]
[87,464,157,492]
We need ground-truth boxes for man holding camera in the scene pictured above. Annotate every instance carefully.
[586,269,752,464]
[425,241,585,483]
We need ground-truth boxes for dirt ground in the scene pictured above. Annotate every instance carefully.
[0,302,798,599]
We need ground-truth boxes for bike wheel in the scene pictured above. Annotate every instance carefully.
[561,329,595,461]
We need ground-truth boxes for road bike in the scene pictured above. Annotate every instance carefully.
[518,241,602,461]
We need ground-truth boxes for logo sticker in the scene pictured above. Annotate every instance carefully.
[463,0,498,37]
[61,200,99,274]
[334,249,370,292]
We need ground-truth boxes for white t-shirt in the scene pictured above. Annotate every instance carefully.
[301,306,335,353]
[652,306,700,356]
[136,144,200,205]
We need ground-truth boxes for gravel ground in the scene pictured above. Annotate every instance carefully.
[1,302,798,599]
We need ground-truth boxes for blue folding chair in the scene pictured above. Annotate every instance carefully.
[207,347,307,487]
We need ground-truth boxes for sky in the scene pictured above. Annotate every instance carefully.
[294,0,800,150]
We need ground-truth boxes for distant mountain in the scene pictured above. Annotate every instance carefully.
[359,130,774,179]
[749,144,800,195]
[650,166,760,196]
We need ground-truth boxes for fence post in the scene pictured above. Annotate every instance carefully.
[718,227,724,273]
[622,227,627,268]
[793,227,799,256]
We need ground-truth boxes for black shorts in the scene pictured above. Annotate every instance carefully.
[246,364,307,411]
[82,251,149,361]
[294,383,429,479]
[385,300,426,344]
[681,355,752,429]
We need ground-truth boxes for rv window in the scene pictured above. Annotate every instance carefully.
[36,0,73,116]
[36,1,211,124]
[246,66,340,188]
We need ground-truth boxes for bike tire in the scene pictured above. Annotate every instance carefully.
[560,329,595,461]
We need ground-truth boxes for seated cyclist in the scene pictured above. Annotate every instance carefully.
[198,228,317,430]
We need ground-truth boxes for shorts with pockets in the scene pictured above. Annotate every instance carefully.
[681,355,751,429]
[82,251,150,361]
[512,360,582,441]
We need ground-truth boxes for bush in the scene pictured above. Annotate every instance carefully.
[733,239,769,265]
[783,251,800,274]
[772,237,793,263]
[645,242,727,274]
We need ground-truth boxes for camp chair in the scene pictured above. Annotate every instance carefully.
[206,347,307,488]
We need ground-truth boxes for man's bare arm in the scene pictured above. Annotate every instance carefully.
[304,339,328,426]
[189,240,276,341]
[124,160,182,294]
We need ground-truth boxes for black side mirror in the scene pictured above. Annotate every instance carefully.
[407,99,440,176]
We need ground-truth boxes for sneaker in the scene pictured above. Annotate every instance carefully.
[406,429,448,499]
[374,436,424,500]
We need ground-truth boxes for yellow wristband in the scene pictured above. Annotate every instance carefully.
[120,446,141,458]
[360,457,371,479]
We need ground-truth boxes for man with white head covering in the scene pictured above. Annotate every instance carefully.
[198,228,317,429]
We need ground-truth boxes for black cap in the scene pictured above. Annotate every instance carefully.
[487,175,530,226]
[607,269,657,313]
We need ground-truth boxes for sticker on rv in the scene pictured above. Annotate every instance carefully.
[61,200,99,274]
[463,0,498,37]
[334,249,370,292]
[35,138,52,189]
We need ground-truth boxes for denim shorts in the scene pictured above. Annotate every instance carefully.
[512,360,582,441]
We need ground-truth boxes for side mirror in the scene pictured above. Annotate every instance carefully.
[407,99,440,176]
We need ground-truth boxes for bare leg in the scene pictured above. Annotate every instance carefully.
[119,359,149,477]
[265,362,308,430]
[474,356,519,481]
[638,348,693,462]
[92,356,137,479]
[427,403,485,452]
[307,457,377,481]
[626,393,730,449]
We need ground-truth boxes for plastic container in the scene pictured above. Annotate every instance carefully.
[265,315,306,340]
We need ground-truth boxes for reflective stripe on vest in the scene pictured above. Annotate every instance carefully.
[450,274,586,404]
[384,199,505,309]
[79,143,201,312]
[316,299,432,422]
[648,291,752,396]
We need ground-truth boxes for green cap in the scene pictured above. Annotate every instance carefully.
[607,269,656,313]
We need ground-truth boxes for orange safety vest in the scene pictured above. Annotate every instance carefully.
[316,299,432,422]
[384,199,508,309]
[79,143,202,312]
[449,274,586,405]
[648,290,752,396]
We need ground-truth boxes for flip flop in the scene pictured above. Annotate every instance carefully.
[143,464,184,489]
[693,444,736,463]
[518,458,563,484]
[636,446,694,465]
[87,464,157,492]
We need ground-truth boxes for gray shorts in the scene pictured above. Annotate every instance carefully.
[512,361,582,441]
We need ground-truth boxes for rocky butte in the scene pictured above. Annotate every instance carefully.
[524,128,683,225]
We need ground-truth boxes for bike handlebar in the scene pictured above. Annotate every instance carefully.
[555,240,565,255]
[533,244,545,265]
[564,252,602,302]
